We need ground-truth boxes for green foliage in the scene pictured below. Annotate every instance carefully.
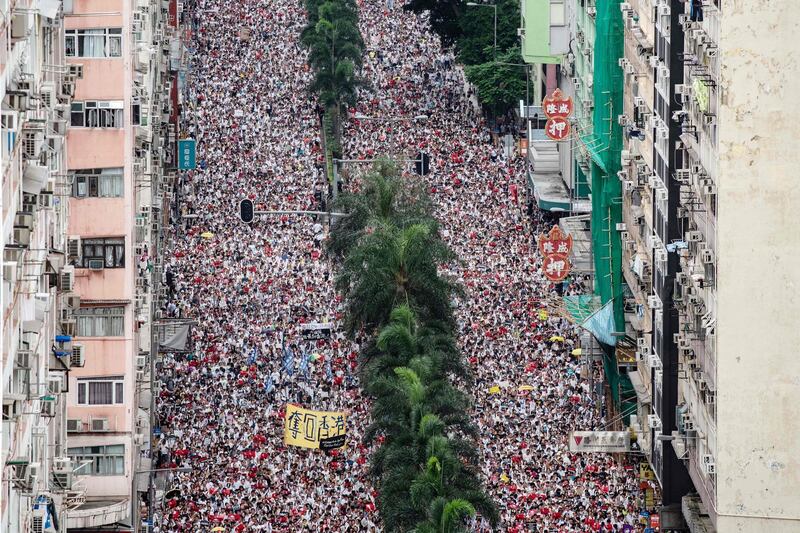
[464,47,527,113]
[329,160,498,532]
[456,0,521,65]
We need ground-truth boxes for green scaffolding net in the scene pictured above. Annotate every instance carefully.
[589,0,627,407]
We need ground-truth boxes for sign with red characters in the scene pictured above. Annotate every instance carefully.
[542,88,574,141]
[538,225,573,282]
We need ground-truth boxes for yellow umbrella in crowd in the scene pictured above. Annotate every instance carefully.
[549,335,565,342]
[488,385,501,394]
[538,310,549,321]
[200,231,214,239]
[518,385,534,391]
[211,528,225,532]
[571,348,582,357]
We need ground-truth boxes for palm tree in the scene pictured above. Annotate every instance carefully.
[328,159,435,258]
[359,304,470,388]
[413,498,476,533]
[336,223,458,336]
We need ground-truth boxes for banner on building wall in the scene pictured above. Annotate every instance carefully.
[568,430,630,453]
[284,404,347,450]
[178,139,196,169]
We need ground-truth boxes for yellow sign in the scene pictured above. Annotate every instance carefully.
[639,462,656,481]
[284,404,347,450]
[488,385,501,394]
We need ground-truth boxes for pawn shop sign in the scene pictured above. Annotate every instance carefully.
[542,88,574,118]
[542,89,573,141]
[545,116,570,141]
[538,225,573,256]
[543,254,571,282]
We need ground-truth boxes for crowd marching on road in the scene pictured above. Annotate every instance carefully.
[152,0,649,530]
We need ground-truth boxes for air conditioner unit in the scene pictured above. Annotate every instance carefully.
[136,355,147,369]
[704,461,716,475]
[647,295,663,309]
[701,249,714,264]
[616,223,627,232]
[648,55,659,68]
[47,376,63,394]
[52,458,73,490]
[621,149,632,164]
[60,265,75,292]
[67,236,81,263]
[90,418,109,432]
[66,419,83,432]
[658,4,670,16]
[703,114,717,126]
[675,169,691,183]
[587,6,596,16]
[625,239,635,251]
[71,345,85,367]
[87,259,105,271]
[65,294,80,308]
[639,345,652,357]
[14,226,32,247]
[623,180,635,192]
[617,114,630,126]
[15,350,32,369]
[619,2,631,12]
[648,414,661,429]
[41,400,55,417]
[686,230,702,242]
[654,248,667,263]
[134,433,146,446]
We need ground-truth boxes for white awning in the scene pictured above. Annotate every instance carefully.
[38,0,61,19]
[22,164,48,193]
[628,371,651,404]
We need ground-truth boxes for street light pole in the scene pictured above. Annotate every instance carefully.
[466,2,498,61]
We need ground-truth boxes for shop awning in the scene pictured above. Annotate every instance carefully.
[22,164,48,194]
[628,371,651,404]
[528,171,590,213]
[38,0,61,18]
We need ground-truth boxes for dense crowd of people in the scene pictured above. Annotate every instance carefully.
[152,0,649,530]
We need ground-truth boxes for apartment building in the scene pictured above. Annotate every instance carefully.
[1,0,81,531]
[617,0,800,530]
[62,0,174,530]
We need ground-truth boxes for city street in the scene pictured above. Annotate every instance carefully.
[155,0,646,531]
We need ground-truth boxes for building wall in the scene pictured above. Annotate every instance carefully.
[715,0,800,529]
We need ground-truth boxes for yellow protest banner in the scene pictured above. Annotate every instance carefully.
[284,404,347,450]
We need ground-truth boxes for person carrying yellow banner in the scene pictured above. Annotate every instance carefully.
[284,404,347,450]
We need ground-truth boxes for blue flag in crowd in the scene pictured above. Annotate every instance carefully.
[264,376,274,394]
[282,346,294,376]
[299,350,310,378]
[247,347,257,365]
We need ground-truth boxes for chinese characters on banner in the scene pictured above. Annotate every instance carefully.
[568,430,631,453]
[538,225,573,282]
[542,88,573,142]
[284,404,347,450]
[177,139,196,170]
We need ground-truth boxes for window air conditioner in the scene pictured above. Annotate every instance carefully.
[71,345,85,367]
[87,259,105,271]
[66,419,83,432]
[41,401,55,417]
[90,418,109,432]
[60,265,75,292]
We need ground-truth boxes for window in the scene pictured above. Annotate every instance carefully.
[70,101,124,128]
[79,238,125,268]
[72,168,124,198]
[75,307,125,337]
[65,28,122,58]
[68,444,125,475]
[76,376,124,405]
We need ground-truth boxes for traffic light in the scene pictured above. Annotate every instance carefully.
[414,151,430,176]
[239,199,254,224]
